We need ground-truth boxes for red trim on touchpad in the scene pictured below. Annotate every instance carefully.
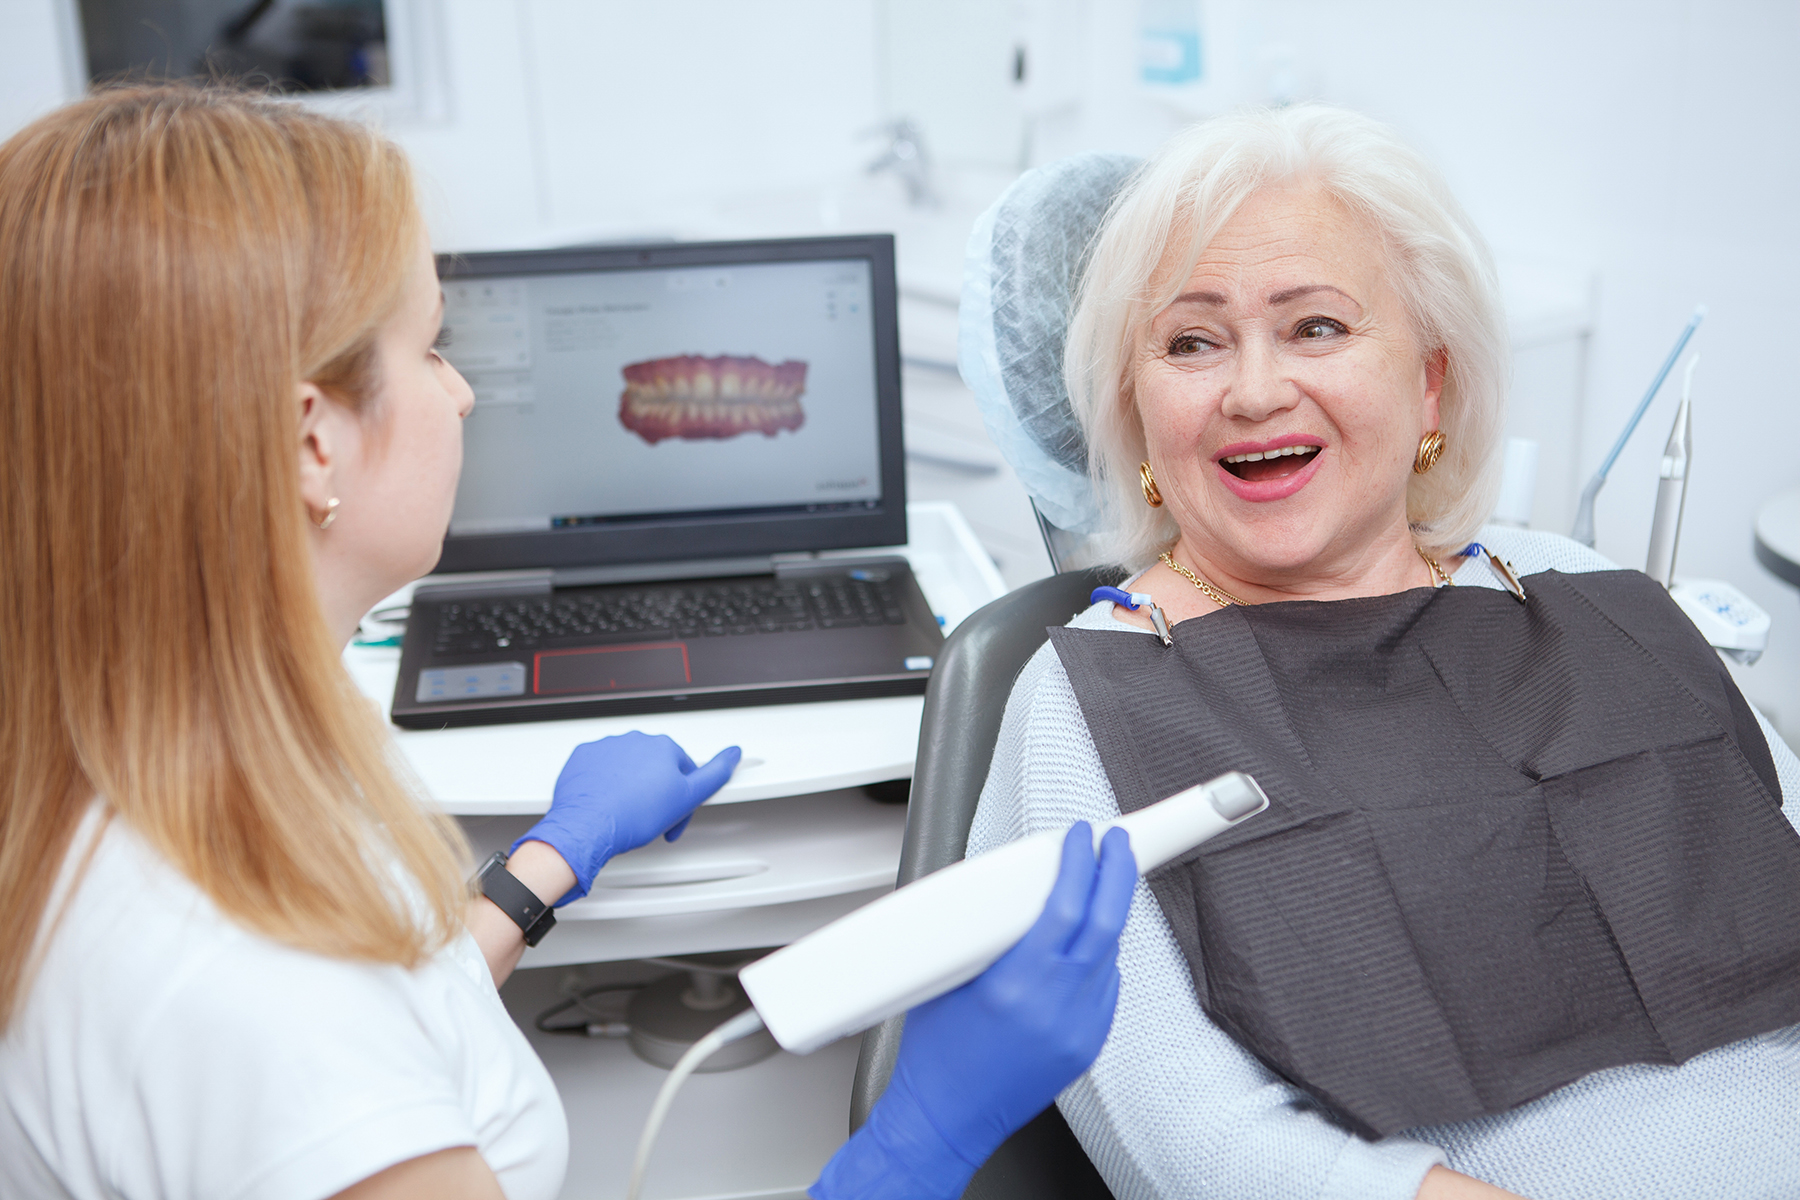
[533,642,692,695]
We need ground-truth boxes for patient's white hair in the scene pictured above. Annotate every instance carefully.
[1065,104,1508,567]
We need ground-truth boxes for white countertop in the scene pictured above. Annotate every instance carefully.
[462,792,908,923]
[464,791,908,969]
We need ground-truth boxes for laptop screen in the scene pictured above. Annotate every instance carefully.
[431,236,904,575]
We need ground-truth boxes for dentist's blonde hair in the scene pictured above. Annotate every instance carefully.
[1066,105,1508,568]
[0,86,469,1028]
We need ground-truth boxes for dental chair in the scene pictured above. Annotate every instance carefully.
[849,153,1142,1199]
[848,564,1122,1199]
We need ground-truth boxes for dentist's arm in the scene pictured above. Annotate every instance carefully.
[812,822,1136,1200]
[467,732,740,985]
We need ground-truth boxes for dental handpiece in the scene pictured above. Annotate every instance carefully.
[1645,355,1697,587]
[739,771,1270,1055]
[1572,306,1704,547]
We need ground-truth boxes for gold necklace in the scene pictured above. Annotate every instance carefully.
[1161,545,1454,607]
[1159,551,1247,607]
[1418,547,1455,588]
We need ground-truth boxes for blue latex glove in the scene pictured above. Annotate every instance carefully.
[511,732,740,905]
[811,822,1137,1200]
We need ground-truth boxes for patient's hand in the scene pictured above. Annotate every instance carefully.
[1417,1165,1528,1199]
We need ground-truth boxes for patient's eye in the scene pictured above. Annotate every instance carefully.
[433,326,454,350]
[1166,332,1211,356]
[1295,317,1346,340]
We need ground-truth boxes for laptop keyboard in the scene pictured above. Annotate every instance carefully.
[431,575,911,656]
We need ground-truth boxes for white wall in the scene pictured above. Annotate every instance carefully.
[398,0,886,249]
[0,1,75,132]
[515,0,880,240]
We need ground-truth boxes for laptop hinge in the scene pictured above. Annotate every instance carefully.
[413,570,553,602]
[550,556,777,589]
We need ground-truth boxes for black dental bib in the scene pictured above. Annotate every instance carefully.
[1050,568,1800,1138]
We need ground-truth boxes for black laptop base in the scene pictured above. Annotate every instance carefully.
[391,674,932,730]
[390,560,944,729]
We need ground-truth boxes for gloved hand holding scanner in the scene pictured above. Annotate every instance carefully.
[481,729,1139,1200]
[813,822,1137,1200]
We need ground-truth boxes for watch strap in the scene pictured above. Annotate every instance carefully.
[476,852,557,947]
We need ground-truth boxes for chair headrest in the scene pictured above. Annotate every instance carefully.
[958,153,1142,535]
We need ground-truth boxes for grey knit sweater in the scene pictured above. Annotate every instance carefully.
[968,528,1800,1200]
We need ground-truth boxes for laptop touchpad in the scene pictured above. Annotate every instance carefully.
[534,643,691,695]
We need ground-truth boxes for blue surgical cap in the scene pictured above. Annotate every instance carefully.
[958,153,1142,535]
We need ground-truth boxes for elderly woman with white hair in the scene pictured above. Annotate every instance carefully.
[967,105,1800,1200]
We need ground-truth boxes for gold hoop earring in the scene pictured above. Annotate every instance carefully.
[1413,431,1446,475]
[1139,461,1164,508]
[313,497,340,529]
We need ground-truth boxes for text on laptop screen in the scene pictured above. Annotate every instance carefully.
[442,258,881,536]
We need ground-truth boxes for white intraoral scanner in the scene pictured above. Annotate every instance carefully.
[740,769,1268,1052]
[626,771,1270,1199]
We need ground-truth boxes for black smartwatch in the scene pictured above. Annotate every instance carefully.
[476,851,558,947]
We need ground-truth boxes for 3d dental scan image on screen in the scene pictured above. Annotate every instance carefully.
[618,355,809,444]
[4,3,1800,1200]
[442,259,879,537]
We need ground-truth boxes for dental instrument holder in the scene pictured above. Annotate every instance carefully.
[739,771,1269,1056]
[1571,306,1705,547]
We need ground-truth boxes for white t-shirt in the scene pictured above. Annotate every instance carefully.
[0,802,568,1200]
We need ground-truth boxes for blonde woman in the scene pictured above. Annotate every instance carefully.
[0,87,1136,1200]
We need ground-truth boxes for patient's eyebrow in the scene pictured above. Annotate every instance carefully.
[1166,284,1363,313]
[1269,284,1361,312]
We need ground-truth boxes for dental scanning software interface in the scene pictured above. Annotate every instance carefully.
[442,258,882,535]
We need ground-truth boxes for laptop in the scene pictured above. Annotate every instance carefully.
[390,234,944,729]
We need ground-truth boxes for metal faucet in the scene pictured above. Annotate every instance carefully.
[863,119,939,209]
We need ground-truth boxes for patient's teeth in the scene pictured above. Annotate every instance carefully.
[1222,445,1325,464]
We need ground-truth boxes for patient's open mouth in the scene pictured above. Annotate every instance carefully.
[1219,444,1321,482]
